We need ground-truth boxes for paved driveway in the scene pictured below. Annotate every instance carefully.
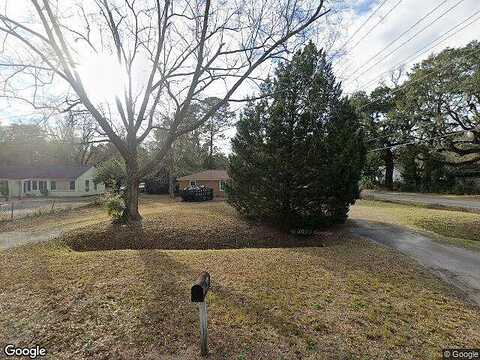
[0,197,93,220]
[0,229,63,250]
[361,190,480,213]
[350,219,480,306]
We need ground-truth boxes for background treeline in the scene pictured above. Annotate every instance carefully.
[1,41,479,195]
[0,97,234,193]
[353,40,480,194]
[0,114,118,167]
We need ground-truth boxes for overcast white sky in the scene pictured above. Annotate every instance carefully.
[1,0,479,152]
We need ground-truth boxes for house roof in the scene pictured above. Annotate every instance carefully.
[0,165,93,180]
[178,169,229,181]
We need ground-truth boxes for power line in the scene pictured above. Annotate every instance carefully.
[337,0,450,80]
[363,65,480,145]
[347,0,467,85]
[330,0,390,62]
[340,0,404,63]
[361,10,480,92]
[368,129,472,152]
[350,8,480,94]
[351,45,480,120]
[357,44,480,147]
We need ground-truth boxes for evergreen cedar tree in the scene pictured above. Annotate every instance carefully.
[226,42,365,230]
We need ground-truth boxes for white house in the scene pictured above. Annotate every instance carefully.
[0,165,105,198]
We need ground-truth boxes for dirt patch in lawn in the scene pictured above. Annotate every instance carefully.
[59,202,345,251]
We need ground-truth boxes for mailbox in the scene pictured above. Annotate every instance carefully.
[191,272,210,302]
[191,271,211,356]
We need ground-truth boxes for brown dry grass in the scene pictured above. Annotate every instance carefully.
[59,200,345,251]
[2,241,480,360]
[0,198,479,359]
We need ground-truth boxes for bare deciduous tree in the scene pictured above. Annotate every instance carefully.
[0,0,330,222]
[49,111,107,165]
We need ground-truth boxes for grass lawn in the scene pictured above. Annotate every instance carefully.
[350,200,480,252]
[0,197,479,359]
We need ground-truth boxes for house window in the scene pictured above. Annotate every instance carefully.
[190,180,196,186]
[70,181,76,190]
[94,182,98,191]
[39,181,47,192]
[32,181,37,190]
[219,180,226,192]
[23,180,31,193]
[85,180,90,192]
[50,181,56,191]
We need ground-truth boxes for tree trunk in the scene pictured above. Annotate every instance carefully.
[123,160,142,222]
[423,151,432,193]
[384,149,394,190]
[208,129,214,169]
[167,150,175,199]
[168,175,175,198]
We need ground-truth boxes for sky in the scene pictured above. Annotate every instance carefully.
[224,0,480,151]
[1,0,479,153]
[334,0,480,94]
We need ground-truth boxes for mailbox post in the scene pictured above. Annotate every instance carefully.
[191,272,210,356]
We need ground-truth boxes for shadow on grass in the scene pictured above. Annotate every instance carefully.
[61,221,350,252]
[3,227,478,359]
[289,232,477,306]
[0,243,100,355]
[135,241,312,358]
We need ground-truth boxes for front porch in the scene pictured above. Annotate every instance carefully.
[0,178,78,199]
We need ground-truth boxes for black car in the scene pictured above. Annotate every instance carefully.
[180,185,213,202]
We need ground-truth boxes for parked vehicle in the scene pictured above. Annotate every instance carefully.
[180,185,213,202]
[120,182,146,192]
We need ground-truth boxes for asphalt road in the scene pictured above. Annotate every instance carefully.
[361,190,480,213]
[350,219,480,306]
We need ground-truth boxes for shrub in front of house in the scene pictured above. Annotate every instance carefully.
[227,43,365,231]
[104,192,125,223]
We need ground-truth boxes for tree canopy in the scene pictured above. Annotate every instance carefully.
[0,0,331,222]
[354,41,480,193]
[228,43,365,230]
[400,41,480,165]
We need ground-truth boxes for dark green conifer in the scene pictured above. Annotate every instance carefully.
[227,42,365,230]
